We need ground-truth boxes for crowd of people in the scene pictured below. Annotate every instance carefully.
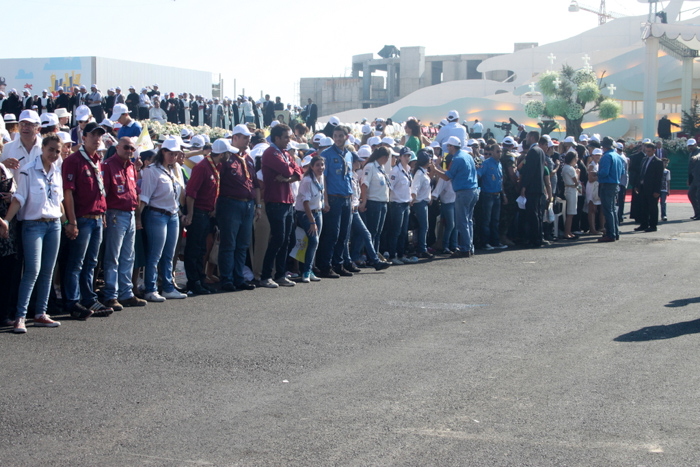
[0,99,676,334]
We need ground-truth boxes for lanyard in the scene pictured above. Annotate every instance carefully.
[79,146,105,196]
[157,164,179,203]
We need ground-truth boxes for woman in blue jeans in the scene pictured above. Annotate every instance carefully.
[139,137,188,302]
[411,150,434,259]
[387,148,415,264]
[295,156,325,282]
[0,134,65,333]
[359,147,391,256]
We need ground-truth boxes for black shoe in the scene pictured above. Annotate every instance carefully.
[333,265,353,277]
[70,303,93,321]
[344,263,361,273]
[450,250,470,258]
[237,282,256,291]
[645,227,657,232]
[634,225,648,231]
[312,266,321,276]
[418,251,434,259]
[374,261,391,271]
[87,301,114,317]
[318,268,340,279]
[189,281,212,295]
[221,282,237,292]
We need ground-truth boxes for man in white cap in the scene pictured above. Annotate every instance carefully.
[434,110,467,153]
[216,124,262,292]
[37,89,55,115]
[138,88,151,120]
[686,138,700,218]
[86,84,104,123]
[0,110,42,179]
[111,103,142,139]
[114,86,125,105]
[22,89,33,110]
[431,135,479,257]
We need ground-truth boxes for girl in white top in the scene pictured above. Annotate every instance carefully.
[387,149,414,264]
[359,147,391,253]
[561,151,580,239]
[389,153,413,203]
[295,155,325,282]
[586,149,603,235]
[432,171,457,253]
[1,134,66,332]
[410,151,433,256]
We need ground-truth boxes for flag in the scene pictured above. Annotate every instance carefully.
[135,123,154,151]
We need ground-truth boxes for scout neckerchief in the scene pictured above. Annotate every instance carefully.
[311,172,324,209]
[331,145,348,177]
[157,163,179,204]
[205,155,220,198]
[37,157,54,200]
[399,163,412,184]
[79,145,105,196]
[232,151,250,181]
[375,161,390,186]
[270,142,289,163]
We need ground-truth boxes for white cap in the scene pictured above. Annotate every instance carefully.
[75,105,92,122]
[232,124,252,136]
[19,110,40,124]
[40,113,59,128]
[688,138,697,146]
[141,87,147,92]
[99,118,113,128]
[3,114,17,123]
[180,128,191,138]
[589,135,600,143]
[615,142,624,149]
[115,86,121,91]
[270,120,279,128]
[190,135,206,148]
[502,136,516,146]
[579,134,589,142]
[642,138,652,144]
[57,86,64,91]
[563,136,576,144]
[211,138,237,154]
[329,116,340,126]
[161,136,188,152]
[381,136,394,146]
[109,103,129,122]
[467,139,478,146]
[55,108,71,119]
[301,155,313,167]
[56,131,72,144]
[320,137,333,147]
[202,134,211,144]
[312,133,325,144]
[464,147,473,154]
[430,141,441,148]
[591,148,603,155]
[358,145,371,160]
[361,124,371,135]
[42,89,48,93]
[287,141,299,151]
[368,136,381,146]
[447,110,459,121]
[446,136,462,147]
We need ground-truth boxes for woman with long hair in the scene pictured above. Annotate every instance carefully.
[295,155,325,282]
[139,137,187,302]
[359,147,391,255]
[411,150,433,259]
[386,148,415,265]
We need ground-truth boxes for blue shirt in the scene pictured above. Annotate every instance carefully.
[598,148,625,184]
[117,120,143,139]
[445,150,478,191]
[477,157,503,193]
[320,145,353,196]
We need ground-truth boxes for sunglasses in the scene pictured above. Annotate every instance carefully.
[123,146,136,151]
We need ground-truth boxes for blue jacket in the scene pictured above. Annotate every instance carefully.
[598,148,625,184]
[446,150,478,191]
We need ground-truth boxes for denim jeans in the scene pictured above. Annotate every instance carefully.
[316,196,352,270]
[296,210,322,273]
[660,191,668,218]
[217,198,255,286]
[349,211,379,263]
[16,220,61,318]
[454,188,479,252]
[440,202,457,251]
[481,192,502,245]
[64,216,103,307]
[143,208,179,294]
[363,200,387,253]
[184,208,211,286]
[599,182,620,239]
[387,201,410,258]
[262,202,294,281]
[103,209,136,301]
[617,185,626,223]
[413,200,429,253]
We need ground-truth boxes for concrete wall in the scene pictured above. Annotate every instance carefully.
[399,46,425,98]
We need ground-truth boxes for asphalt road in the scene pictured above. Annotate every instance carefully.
[2,203,700,466]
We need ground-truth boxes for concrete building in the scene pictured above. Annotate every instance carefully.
[300,46,525,116]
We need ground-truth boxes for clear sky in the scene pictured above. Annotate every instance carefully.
[12,0,660,103]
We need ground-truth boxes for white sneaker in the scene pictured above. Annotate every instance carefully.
[494,243,508,249]
[309,272,321,282]
[260,278,279,288]
[144,291,166,302]
[483,244,495,251]
[277,277,296,287]
[391,257,404,265]
[162,290,187,299]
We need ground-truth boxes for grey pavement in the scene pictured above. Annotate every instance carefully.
[2,202,700,466]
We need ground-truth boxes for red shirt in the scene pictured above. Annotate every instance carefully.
[186,156,219,212]
[62,149,107,217]
[219,151,258,200]
[261,145,303,204]
[102,155,139,211]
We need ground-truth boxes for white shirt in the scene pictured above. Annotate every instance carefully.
[432,177,456,204]
[411,167,431,202]
[295,173,324,211]
[13,155,63,221]
[241,100,254,117]
[471,121,483,133]
[149,107,167,124]
[0,135,43,181]
[389,164,412,203]
[140,163,182,212]
[362,160,390,202]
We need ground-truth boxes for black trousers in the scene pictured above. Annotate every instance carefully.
[638,187,659,229]
[525,193,543,246]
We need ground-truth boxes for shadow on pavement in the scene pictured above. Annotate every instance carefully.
[665,296,700,308]
[614,318,700,342]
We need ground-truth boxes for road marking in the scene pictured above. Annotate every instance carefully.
[120,453,214,465]
[387,301,488,310]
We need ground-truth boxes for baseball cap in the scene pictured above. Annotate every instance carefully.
[82,122,106,136]
[211,138,237,155]
[381,136,395,146]
[312,133,325,144]
[232,124,252,136]
[357,145,371,160]
[75,105,92,122]
[180,128,191,139]
[109,103,130,121]
[56,131,72,144]
[99,118,114,129]
[446,136,462,147]
[361,124,372,135]
[161,135,187,152]
[563,136,576,144]
[591,148,603,156]
[502,136,516,146]
[40,113,59,128]
[301,155,313,167]
[368,136,381,146]
[688,138,697,146]
[399,146,414,157]
[19,110,40,125]
[329,116,340,126]
[190,135,206,148]
[430,140,441,148]
[447,110,459,121]
[319,137,333,147]
[467,139,478,146]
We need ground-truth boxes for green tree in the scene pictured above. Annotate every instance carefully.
[681,95,700,136]
[524,64,621,138]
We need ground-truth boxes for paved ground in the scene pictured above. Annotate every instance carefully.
[2,203,700,466]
